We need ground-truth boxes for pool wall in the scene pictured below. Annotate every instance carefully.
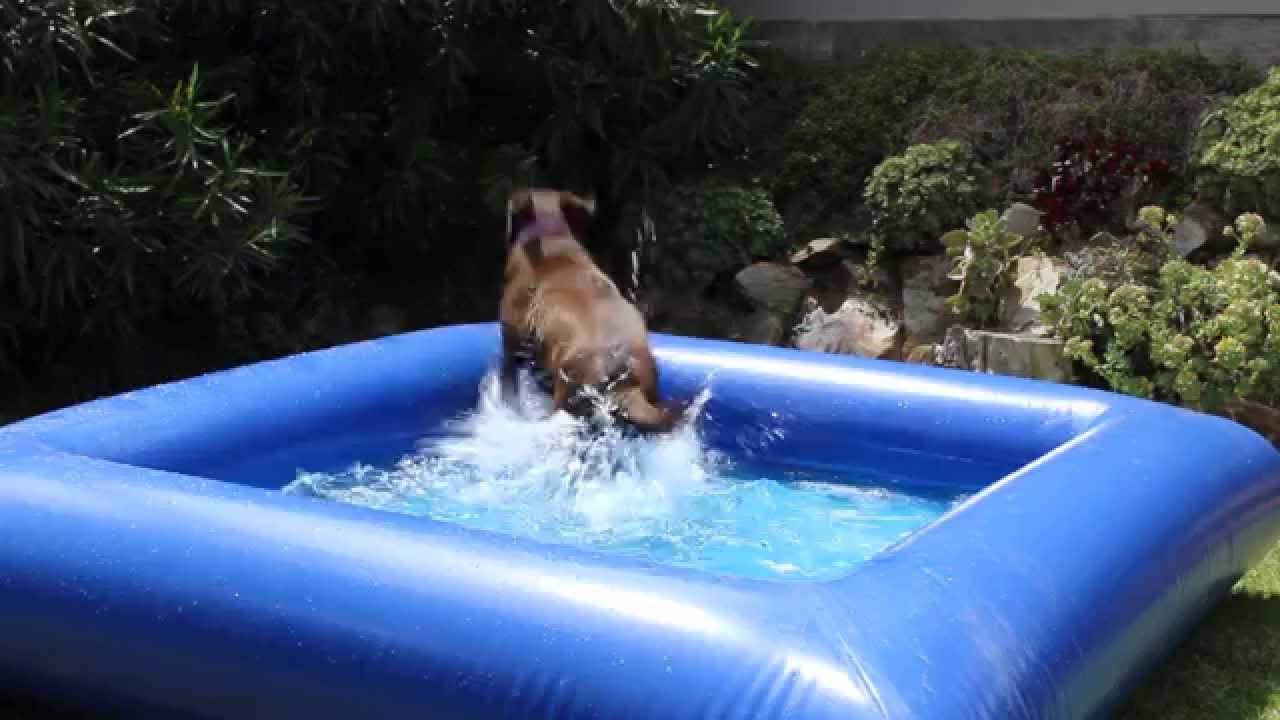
[2,322,1278,719]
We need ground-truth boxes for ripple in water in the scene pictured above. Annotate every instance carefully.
[284,369,964,580]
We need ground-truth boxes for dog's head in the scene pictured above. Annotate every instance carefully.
[506,188,595,251]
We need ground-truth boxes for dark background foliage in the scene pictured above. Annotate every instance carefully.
[762,46,1259,240]
[2,0,1266,423]
[0,0,760,419]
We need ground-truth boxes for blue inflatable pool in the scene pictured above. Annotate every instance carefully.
[2,322,1279,719]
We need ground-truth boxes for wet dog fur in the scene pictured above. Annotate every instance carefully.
[498,188,682,433]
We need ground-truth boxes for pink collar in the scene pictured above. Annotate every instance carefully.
[514,215,571,246]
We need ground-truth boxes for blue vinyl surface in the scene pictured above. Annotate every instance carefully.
[2,322,1279,719]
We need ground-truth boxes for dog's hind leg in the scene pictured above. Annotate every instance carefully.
[499,325,523,410]
[551,373,572,415]
[617,388,678,434]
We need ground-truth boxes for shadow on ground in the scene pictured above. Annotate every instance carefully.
[1119,591,1280,720]
[0,698,91,719]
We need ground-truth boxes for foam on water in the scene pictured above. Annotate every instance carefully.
[284,370,964,580]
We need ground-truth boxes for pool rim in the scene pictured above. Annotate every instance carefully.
[2,322,1278,720]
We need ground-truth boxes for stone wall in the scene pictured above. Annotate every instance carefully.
[723,1,1280,68]
[728,0,1280,20]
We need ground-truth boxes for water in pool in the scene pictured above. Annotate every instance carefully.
[284,371,966,581]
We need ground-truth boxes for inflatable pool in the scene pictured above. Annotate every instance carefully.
[2,322,1279,719]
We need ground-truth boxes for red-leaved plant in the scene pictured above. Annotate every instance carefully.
[1031,135,1172,235]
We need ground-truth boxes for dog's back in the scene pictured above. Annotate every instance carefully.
[499,189,678,432]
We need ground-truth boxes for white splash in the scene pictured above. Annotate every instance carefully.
[282,368,962,581]
[289,367,717,532]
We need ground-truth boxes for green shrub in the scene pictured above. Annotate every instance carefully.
[1194,67,1280,221]
[1039,207,1280,410]
[650,179,787,290]
[940,209,1026,328]
[865,139,985,253]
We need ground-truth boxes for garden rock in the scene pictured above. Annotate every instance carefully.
[900,255,959,347]
[793,295,902,360]
[728,309,788,347]
[1262,224,1280,249]
[641,289,738,341]
[790,237,855,267]
[735,262,812,313]
[943,328,1071,384]
[1001,256,1067,335]
[802,256,895,306]
[1171,202,1228,258]
[1222,399,1280,448]
[1002,203,1044,238]
[801,259,853,313]
[904,343,940,365]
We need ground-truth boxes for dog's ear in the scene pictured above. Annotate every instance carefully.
[559,191,596,241]
[506,189,536,248]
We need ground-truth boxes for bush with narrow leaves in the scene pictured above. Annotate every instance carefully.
[0,0,760,416]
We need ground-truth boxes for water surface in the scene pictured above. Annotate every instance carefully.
[284,371,965,580]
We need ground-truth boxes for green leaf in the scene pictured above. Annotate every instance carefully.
[940,229,968,251]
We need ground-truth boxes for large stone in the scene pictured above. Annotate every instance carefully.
[1262,224,1280,249]
[944,328,1072,384]
[904,343,941,366]
[1171,201,1228,258]
[727,309,789,347]
[1222,399,1280,448]
[938,327,967,370]
[640,286,794,347]
[1246,219,1280,250]
[801,259,853,313]
[640,288,738,340]
[802,258,896,311]
[789,237,855,267]
[793,295,903,360]
[1002,202,1044,238]
[900,255,959,347]
[1001,255,1067,335]
[735,262,812,313]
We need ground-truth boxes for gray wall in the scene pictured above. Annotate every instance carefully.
[723,1,1280,68]
[727,0,1280,21]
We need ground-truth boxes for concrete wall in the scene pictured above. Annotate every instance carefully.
[723,1,1280,68]
[727,1,1280,21]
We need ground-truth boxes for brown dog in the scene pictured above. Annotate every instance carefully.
[499,188,681,433]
